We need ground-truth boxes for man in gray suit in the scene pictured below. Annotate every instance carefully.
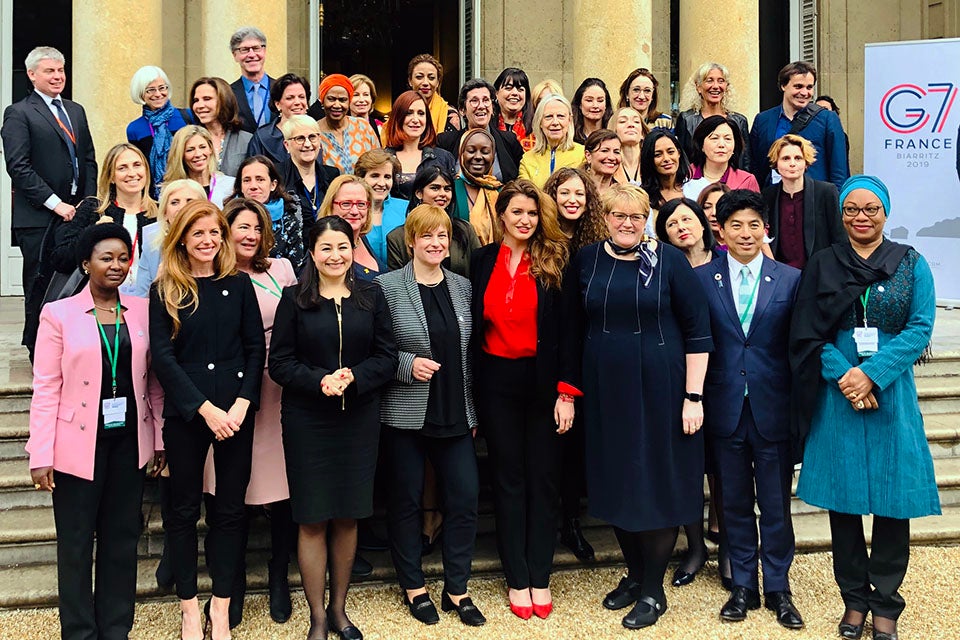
[2,46,97,358]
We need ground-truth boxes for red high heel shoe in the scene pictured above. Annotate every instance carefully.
[532,601,553,619]
[510,602,533,620]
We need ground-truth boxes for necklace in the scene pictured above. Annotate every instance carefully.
[93,303,119,313]
[418,278,444,288]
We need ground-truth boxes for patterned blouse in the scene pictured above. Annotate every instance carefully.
[317,116,382,174]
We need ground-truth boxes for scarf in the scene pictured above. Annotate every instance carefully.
[265,198,285,223]
[498,113,534,151]
[428,93,452,135]
[605,237,659,288]
[456,129,502,244]
[787,239,911,462]
[144,101,176,197]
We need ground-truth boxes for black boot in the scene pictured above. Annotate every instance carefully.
[559,518,595,561]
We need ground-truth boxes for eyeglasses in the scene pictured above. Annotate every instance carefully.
[234,45,265,54]
[609,211,648,225]
[288,133,321,147]
[467,97,492,107]
[630,87,654,96]
[333,200,369,212]
[841,204,884,218]
[144,85,169,96]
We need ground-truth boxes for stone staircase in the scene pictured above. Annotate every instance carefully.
[0,358,958,609]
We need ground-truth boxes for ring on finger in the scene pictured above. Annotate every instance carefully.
[856,400,865,409]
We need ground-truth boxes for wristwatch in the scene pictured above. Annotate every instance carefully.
[684,392,703,403]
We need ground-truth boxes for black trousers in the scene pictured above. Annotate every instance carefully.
[386,428,479,595]
[477,355,561,589]
[15,225,49,357]
[163,413,254,599]
[560,404,587,520]
[829,511,911,619]
[52,432,145,640]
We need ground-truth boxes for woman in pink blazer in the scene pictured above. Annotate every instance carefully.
[27,223,164,640]
[683,114,760,201]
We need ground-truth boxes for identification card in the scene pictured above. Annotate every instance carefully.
[853,327,879,357]
[102,397,127,429]
[770,169,782,184]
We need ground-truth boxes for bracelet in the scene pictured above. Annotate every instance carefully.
[559,393,575,403]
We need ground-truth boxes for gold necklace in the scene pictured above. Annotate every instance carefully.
[93,303,119,313]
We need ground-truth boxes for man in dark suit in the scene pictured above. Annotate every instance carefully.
[229,26,277,133]
[695,190,804,630]
[2,46,97,358]
[750,61,849,192]
[436,78,524,183]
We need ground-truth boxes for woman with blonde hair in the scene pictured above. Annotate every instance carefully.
[51,142,158,294]
[149,199,265,640]
[318,174,383,278]
[612,107,648,185]
[164,125,235,207]
[518,95,585,188]
[531,79,564,111]
[470,179,577,620]
[349,73,387,140]
[675,62,751,171]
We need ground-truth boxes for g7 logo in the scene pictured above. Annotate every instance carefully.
[879,83,957,134]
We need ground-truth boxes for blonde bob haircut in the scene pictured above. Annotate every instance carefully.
[349,74,378,103]
[164,126,219,184]
[602,183,652,218]
[155,179,207,247]
[531,78,564,111]
[280,114,321,138]
[766,133,817,168]
[404,204,452,249]
[531,94,576,155]
[318,174,375,236]
[96,142,159,218]
[156,200,237,338]
[678,62,737,113]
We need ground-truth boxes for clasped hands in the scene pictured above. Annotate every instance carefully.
[839,366,878,411]
[200,398,250,441]
[321,367,354,396]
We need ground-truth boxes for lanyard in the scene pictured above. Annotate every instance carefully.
[860,287,870,328]
[738,269,761,327]
[549,148,556,174]
[302,183,322,217]
[92,301,122,398]
[251,271,283,298]
[206,174,217,201]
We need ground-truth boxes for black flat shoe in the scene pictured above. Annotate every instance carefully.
[441,592,486,626]
[872,632,898,640]
[559,518,596,562]
[327,609,363,640]
[840,622,865,639]
[268,565,292,624]
[765,591,804,630]
[720,586,760,622]
[671,547,708,587]
[404,593,440,625]
[603,576,642,610]
[351,555,373,579]
[621,595,667,630]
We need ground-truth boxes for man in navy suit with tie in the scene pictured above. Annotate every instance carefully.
[229,27,277,133]
[2,46,97,358]
[695,190,804,629]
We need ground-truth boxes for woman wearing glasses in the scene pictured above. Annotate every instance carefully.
[316,74,381,175]
[617,69,673,130]
[569,184,711,630]
[790,175,939,640]
[278,115,341,224]
[318,175,383,279]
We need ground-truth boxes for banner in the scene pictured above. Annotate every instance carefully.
[864,38,960,302]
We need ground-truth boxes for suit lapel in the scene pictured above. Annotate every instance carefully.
[768,185,782,254]
[712,261,745,339]
[401,263,430,340]
[29,93,72,150]
[802,175,816,257]
[746,258,778,339]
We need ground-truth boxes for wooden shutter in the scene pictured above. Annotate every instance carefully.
[800,0,818,64]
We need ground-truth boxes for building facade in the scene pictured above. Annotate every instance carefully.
[0,0,957,295]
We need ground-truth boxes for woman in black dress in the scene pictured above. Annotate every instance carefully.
[269,216,397,640]
[149,200,265,640]
[570,183,712,630]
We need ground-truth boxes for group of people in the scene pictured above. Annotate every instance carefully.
[4,27,940,640]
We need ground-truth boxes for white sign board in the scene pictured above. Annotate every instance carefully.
[864,38,960,302]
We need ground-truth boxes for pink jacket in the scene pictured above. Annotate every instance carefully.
[26,286,164,481]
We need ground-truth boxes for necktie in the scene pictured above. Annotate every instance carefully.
[738,265,754,334]
[51,98,75,139]
[251,84,266,126]
[51,98,79,192]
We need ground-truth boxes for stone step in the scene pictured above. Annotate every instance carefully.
[916,376,960,414]
[0,504,957,610]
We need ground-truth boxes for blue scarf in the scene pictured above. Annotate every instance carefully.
[144,101,176,197]
[265,198,285,223]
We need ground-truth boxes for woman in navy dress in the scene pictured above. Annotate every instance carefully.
[570,183,712,630]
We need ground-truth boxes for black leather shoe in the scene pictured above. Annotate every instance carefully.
[441,592,486,626]
[603,576,642,610]
[559,518,596,561]
[621,595,667,630]
[330,623,363,640]
[765,591,804,629]
[351,555,373,579]
[840,622,865,639]
[404,593,440,625]
[720,586,760,622]
[268,565,292,623]
[671,547,708,587]
[872,630,898,640]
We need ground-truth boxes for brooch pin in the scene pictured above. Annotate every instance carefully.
[714,273,723,288]
[764,276,772,282]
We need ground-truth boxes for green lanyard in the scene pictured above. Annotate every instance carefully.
[860,287,870,328]
[251,272,283,299]
[92,301,121,398]
[739,270,761,327]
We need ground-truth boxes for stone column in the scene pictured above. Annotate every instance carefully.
[679,0,760,121]
[72,0,164,158]
[572,0,652,103]
[200,0,287,85]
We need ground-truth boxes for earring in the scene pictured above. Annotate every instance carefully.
[83,268,89,275]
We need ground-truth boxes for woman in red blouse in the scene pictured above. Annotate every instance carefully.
[469,179,578,621]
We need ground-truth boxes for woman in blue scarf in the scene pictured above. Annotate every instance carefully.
[126,66,193,199]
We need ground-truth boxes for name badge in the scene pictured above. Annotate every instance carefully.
[770,168,782,185]
[853,327,879,357]
[102,397,127,429]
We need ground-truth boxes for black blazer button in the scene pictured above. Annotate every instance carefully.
[740,370,746,376]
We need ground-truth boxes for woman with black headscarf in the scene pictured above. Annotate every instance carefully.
[789,175,940,640]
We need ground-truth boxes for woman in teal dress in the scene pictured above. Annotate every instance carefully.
[790,175,940,640]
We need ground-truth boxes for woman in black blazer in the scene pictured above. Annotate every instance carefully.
[762,134,845,269]
[470,179,578,620]
[376,205,485,628]
[149,199,265,640]
[269,216,397,640]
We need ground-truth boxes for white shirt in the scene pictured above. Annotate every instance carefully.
[727,250,765,319]
[35,89,76,210]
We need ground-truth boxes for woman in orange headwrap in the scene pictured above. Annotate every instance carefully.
[316,73,382,174]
